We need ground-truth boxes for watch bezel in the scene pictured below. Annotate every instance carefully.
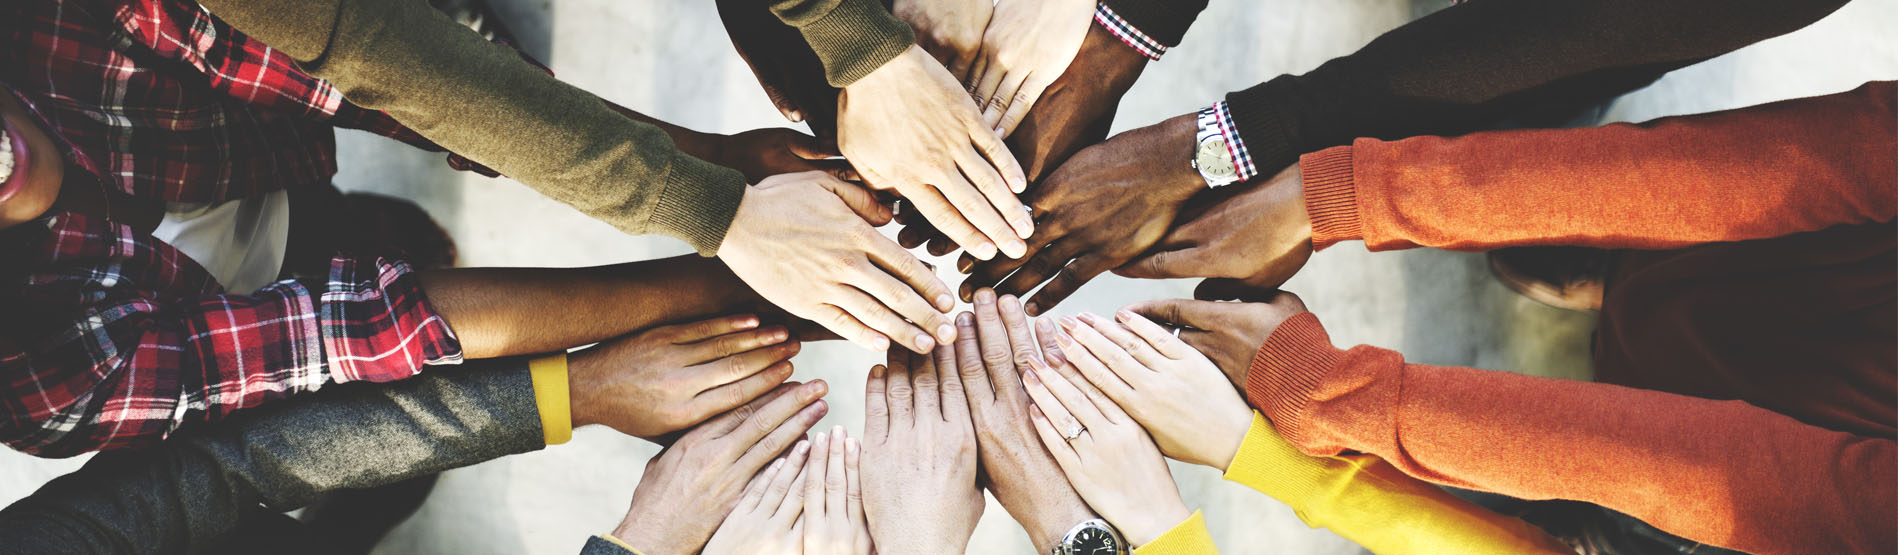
[1052,518,1128,555]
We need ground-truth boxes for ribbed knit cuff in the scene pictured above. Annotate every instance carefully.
[648,151,747,256]
[1223,78,1302,182]
[1244,312,1343,453]
[1098,0,1207,50]
[1131,510,1216,555]
[1299,146,1361,250]
[792,0,917,87]
[1223,413,1332,512]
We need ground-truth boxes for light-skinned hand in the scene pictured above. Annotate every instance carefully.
[893,0,993,79]
[702,439,813,555]
[861,348,983,555]
[1058,312,1252,471]
[1023,357,1193,547]
[1123,288,1310,387]
[570,314,802,441]
[839,46,1032,261]
[1118,164,1314,290]
[800,426,873,555]
[719,171,956,354]
[960,114,1202,313]
[612,381,832,555]
[966,0,1096,137]
[953,289,1096,552]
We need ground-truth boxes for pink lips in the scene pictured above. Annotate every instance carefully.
[0,116,29,204]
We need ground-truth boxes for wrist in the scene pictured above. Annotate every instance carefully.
[1208,409,1253,473]
[1121,501,1192,547]
[565,353,601,429]
[1025,500,1099,553]
[1158,113,1208,201]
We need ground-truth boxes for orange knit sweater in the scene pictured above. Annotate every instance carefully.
[1248,82,1896,555]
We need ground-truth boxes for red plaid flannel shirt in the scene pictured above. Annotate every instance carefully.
[0,0,487,457]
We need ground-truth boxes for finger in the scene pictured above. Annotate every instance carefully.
[952,311,994,406]
[824,427,850,541]
[884,350,916,427]
[908,186,998,261]
[762,439,812,520]
[989,239,1080,309]
[1123,298,1225,333]
[982,70,1030,133]
[1029,403,1082,469]
[926,234,959,258]
[935,171,1025,258]
[692,360,797,418]
[786,133,840,159]
[1022,368,1088,449]
[820,178,895,226]
[864,364,889,439]
[853,263,953,350]
[1024,254,1109,316]
[1048,330,1123,417]
[844,436,866,548]
[735,453,780,514]
[954,150,1035,248]
[993,293,1037,401]
[665,313,762,344]
[1194,278,1284,303]
[969,115,1028,194]
[995,74,1049,138]
[1115,308,1198,360]
[1117,246,1216,280]
[704,380,817,438]
[1050,317,1138,405]
[970,288,1020,382]
[776,462,811,522]
[960,238,1040,300]
[910,348,941,419]
[897,224,930,249]
[1077,312,1169,374]
[1034,316,1068,368]
[832,286,935,354]
[970,64,1007,123]
[951,49,978,83]
[810,303,891,352]
[934,342,971,425]
[1025,356,1108,430]
[687,324,792,365]
[803,429,830,523]
[864,233,958,316]
[737,396,832,471]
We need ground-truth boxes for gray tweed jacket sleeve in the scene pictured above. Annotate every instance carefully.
[0,357,545,554]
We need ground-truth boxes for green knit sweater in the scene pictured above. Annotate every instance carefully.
[196,0,913,254]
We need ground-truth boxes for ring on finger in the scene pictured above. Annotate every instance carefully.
[1063,423,1086,442]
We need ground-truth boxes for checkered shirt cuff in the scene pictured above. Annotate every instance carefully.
[1094,3,1168,60]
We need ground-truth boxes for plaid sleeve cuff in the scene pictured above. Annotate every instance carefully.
[1094,3,1169,60]
[1211,101,1260,182]
[318,256,463,383]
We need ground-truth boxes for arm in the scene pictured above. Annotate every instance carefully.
[1223,0,1855,176]
[0,356,544,554]
[1247,311,1898,555]
[193,0,746,254]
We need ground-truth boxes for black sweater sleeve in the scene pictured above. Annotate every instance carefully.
[0,358,543,555]
[1099,0,1209,48]
[1222,0,1853,177]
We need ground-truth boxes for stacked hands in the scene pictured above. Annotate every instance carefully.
[587,286,1313,554]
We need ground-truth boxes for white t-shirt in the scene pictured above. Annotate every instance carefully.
[150,190,291,293]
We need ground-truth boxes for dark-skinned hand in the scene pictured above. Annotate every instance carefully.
[1121,285,1310,387]
[709,128,857,184]
[1116,164,1314,290]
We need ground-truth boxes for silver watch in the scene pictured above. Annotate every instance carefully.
[1052,518,1128,555]
[1191,106,1240,188]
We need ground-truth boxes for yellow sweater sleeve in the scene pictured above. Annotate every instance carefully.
[1132,510,1218,555]
[529,353,573,445]
[1223,414,1571,555]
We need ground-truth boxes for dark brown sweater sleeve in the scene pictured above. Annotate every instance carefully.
[1098,0,1207,49]
[770,0,916,87]
[1224,0,1853,179]
[1300,82,1898,252]
[1244,313,1898,555]
[197,0,748,254]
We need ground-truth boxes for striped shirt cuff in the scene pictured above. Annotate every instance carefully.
[1094,3,1168,60]
[1211,101,1259,182]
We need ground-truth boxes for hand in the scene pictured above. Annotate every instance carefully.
[570,314,802,441]
[839,46,1032,261]
[894,24,1151,257]
[1123,288,1310,387]
[711,128,857,184]
[702,439,814,555]
[893,0,992,78]
[966,0,1096,137]
[1117,164,1314,289]
[861,348,983,554]
[1054,312,1252,471]
[951,289,1096,552]
[715,0,834,125]
[719,171,956,354]
[800,426,873,555]
[960,114,1202,313]
[612,381,832,555]
[1022,358,1192,547]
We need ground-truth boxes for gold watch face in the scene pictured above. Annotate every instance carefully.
[1196,136,1236,179]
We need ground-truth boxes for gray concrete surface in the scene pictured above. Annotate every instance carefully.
[2,0,1893,553]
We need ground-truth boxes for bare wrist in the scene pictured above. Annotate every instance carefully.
[1121,502,1192,547]
[1026,500,1099,553]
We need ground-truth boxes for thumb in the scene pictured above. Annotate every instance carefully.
[1114,247,1210,280]
[1194,278,1282,303]
[786,132,839,160]
[818,175,894,226]
[1121,298,1215,331]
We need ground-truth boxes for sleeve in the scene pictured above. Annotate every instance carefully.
[0,220,462,457]
[766,0,916,87]
[193,0,748,254]
[582,535,645,555]
[1243,312,1898,555]
[0,357,544,555]
[1301,82,1898,252]
[1092,0,1206,60]
[1221,0,1854,178]
[1130,510,1217,555]
[1223,413,1571,554]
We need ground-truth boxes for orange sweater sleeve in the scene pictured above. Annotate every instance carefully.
[1244,312,1897,555]
[1302,81,1897,252]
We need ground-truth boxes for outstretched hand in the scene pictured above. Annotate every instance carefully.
[893,0,993,79]
[965,0,1096,137]
[1054,311,1252,471]
[1022,351,1192,546]
[570,314,802,441]
[1123,287,1311,387]
[860,347,983,555]
[1118,164,1314,289]
[711,128,857,184]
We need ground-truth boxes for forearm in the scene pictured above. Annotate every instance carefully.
[1246,313,1898,554]
[768,0,915,86]
[0,357,542,554]
[1224,0,1852,176]
[419,255,753,359]
[1304,82,1898,252]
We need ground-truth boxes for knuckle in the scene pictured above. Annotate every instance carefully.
[980,349,1013,369]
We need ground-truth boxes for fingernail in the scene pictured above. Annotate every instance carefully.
[914,334,935,353]
[975,288,996,305]
[832,424,845,437]
[956,312,974,326]
[870,365,886,378]
[795,440,810,454]
[956,256,975,274]
[1079,313,1100,325]
[1059,316,1080,330]
[974,242,998,260]
[1022,366,1040,384]
[872,336,891,351]
[1002,239,1027,258]
[771,329,790,342]
[814,432,827,445]
[936,324,956,343]
[806,380,828,398]
[846,438,860,455]
[936,293,955,311]
[771,458,785,470]
[742,317,759,329]
[1024,301,1040,316]
[1117,309,1137,322]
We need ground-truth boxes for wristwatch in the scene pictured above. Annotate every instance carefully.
[1052,518,1128,555]
[1192,106,1240,188]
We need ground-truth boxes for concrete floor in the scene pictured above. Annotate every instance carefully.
[2,0,1893,553]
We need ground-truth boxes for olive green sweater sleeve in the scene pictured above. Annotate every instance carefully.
[769,0,916,86]
[196,0,746,254]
